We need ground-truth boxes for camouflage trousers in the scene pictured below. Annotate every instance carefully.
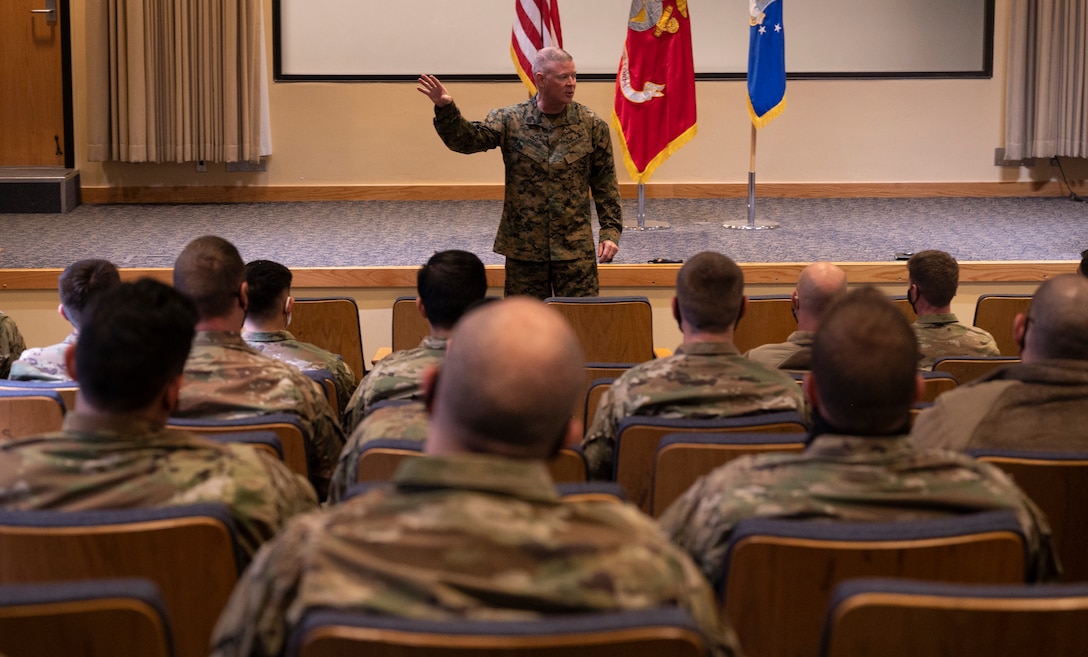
[504,257,599,299]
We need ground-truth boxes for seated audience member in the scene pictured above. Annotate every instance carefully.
[171,236,345,500]
[581,251,805,480]
[210,298,739,657]
[0,279,318,561]
[8,259,120,381]
[659,287,1057,584]
[906,249,1000,369]
[342,249,487,432]
[912,274,1088,451]
[242,259,356,411]
[0,310,26,379]
[745,261,847,370]
[327,400,428,503]
[1079,249,1087,277]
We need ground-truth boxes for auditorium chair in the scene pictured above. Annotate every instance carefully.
[0,388,67,440]
[932,355,1020,384]
[0,378,78,410]
[545,296,662,363]
[973,293,1032,357]
[167,413,309,479]
[291,297,366,382]
[918,370,958,402]
[304,368,341,417]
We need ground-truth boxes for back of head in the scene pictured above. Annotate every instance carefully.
[77,279,198,413]
[675,251,744,332]
[173,236,245,320]
[532,46,573,74]
[431,297,583,459]
[907,250,958,307]
[417,250,488,330]
[811,287,919,434]
[1023,274,1088,360]
[796,262,848,319]
[58,259,121,329]
[245,259,292,323]
[1079,249,1088,277]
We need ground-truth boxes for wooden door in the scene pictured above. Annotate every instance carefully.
[0,0,67,167]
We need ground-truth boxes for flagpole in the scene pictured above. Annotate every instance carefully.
[624,182,671,231]
[724,124,778,230]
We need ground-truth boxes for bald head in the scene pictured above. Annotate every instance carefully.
[795,262,847,330]
[427,297,584,459]
[1021,274,1088,361]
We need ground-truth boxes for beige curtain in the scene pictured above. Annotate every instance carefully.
[87,0,270,163]
[1005,0,1088,160]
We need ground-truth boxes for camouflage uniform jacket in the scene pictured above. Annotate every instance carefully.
[0,312,26,379]
[912,312,1000,369]
[911,358,1088,452]
[174,331,346,500]
[432,99,622,262]
[328,401,429,503]
[243,329,357,412]
[0,412,318,562]
[659,433,1058,585]
[209,454,739,657]
[581,341,806,479]
[342,335,447,433]
[744,330,815,370]
[7,332,76,382]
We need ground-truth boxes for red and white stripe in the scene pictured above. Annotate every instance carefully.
[511,0,563,94]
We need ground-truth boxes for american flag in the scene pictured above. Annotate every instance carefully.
[510,0,563,95]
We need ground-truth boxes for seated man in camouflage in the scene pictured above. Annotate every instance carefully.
[912,274,1088,452]
[210,298,740,657]
[907,249,1000,369]
[8,258,120,381]
[242,259,357,412]
[0,279,317,563]
[582,251,805,480]
[746,261,847,370]
[0,310,25,379]
[660,288,1057,585]
[172,236,345,500]
[342,249,487,432]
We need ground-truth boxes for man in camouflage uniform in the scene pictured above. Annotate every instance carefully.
[660,288,1058,585]
[582,252,806,480]
[171,236,345,501]
[746,262,847,371]
[242,259,356,411]
[0,279,317,563]
[209,298,740,657]
[912,274,1088,452]
[8,258,120,381]
[907,249,1000,369]
[328,400,428,503]
[417,47,622,299]
[342,250,487,433]
[0,311,26,379]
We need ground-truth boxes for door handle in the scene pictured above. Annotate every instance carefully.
[30,0,57,25]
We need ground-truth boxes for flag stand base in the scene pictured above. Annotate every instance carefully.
[626,183,671,231]
[722,221,779,230]
[723,167,779,230]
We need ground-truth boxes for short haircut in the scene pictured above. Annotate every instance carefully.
[532,46,573,74]
[417,250,488,330]
[173,236,245,320]
[58,259,120,329]
[907,250,959,307]
[245,260,293,322]
[675,251,745,332]
[1024,274,1088,360]
[76,279,197,412]
[811,287,919,434]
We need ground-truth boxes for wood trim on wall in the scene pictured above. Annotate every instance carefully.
[79,181,1082,204]
[0,262,1074,292]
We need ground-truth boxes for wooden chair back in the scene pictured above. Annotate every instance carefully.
[615,412,808,514]
[821,579,1088,657]
[391,295,430,354]
[577,364,634,431]
[545,296,655,364]
[918,370,958,402]
[167,413,309,479]
[0,578,175,657]
[933,356,1020,384]
[722,512,1028,657]
[733,295,793,354]
[0,380,78,410]
[973,294,1032,357]
[0,388,66,440]
[888,294,917,324]
[970,449,1088,582]
[290,606,707,657]
[0,503,241,657]
[304,369,341,417]
[291,297,366,382]
[651,432,806,516]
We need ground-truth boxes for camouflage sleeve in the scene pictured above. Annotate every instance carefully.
[580,386,621,481]
[307,397,347,501]
[0,315,26,379]
[432,102,503,155]
[588,116,623,246]
[331,360,357,413]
